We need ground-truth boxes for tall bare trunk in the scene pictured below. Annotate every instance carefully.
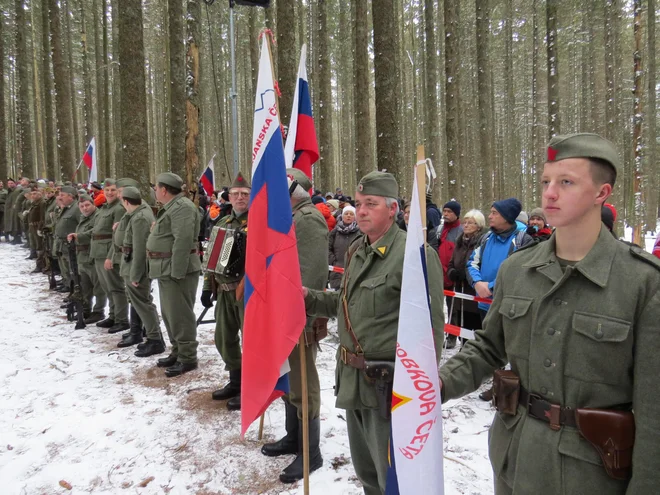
[354,0,373,182]
[646,0,657,228]
[443,0,460,200]
[168,0,186,177]
[185,0,201,192]
[546,0,560,138]
[277,0,296,127]
[476,0,493,209]
[15,0,34,178]
[317,0,333,190]
[42,0,56,179]
[631,0,644,245]
[0,14,6,181]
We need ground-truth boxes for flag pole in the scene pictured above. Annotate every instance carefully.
[416,145,427,237]
[299,333,310,495]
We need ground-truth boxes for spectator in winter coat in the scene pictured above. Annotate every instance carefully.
[326,199,340,219]
[601,203,618,238]
[425,193,442,230]
[653,236,660,259]
[438,201,464,289]
[515,211,528,232]
[312,196,337,231]
[526,207,553,241]
[327,206,361,290]
[446,209,487,348]
[90,182,106,207]
[400,201,439,251]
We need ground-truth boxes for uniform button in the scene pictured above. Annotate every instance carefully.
[509,308,516,317]
[544,358,552,367]
[540,387,548,395]
[547,328,555,336]
[553,298,562,306]
[595,329,604,339]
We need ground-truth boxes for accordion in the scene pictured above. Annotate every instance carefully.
[203,227,246,278]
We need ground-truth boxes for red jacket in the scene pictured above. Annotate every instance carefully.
[438,220,463,289]
[653,236,660,260]
[316,203,337,231]
[93,191,106,207]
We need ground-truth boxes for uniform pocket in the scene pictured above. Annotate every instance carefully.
[499,296,534,357]
[566,312,632,385]
[489,410,524,481]
[359,274,389,316]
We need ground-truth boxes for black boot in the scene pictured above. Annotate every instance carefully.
[107,322,130,334]
[211,369,241,401]
[261,401,299,457]
[134,339,166,357]
[117,307,144,346]
[26,251,37,260]
[84,313,105,325]
[11,234,22,245]
[157,354,178,368]
[165,361,197,377]
[279,417,323,483]
[96,317,115,328]
[117,330,143,348]
[227,395,241,411]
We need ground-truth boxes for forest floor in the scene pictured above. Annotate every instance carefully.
[2,228,655,494]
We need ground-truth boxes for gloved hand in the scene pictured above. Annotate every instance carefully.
[201,290,213,308]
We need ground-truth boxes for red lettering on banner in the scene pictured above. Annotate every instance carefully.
[401,358,419,369]
[269,105,277,116]
[251,118,275,161]
[406,368,429,381]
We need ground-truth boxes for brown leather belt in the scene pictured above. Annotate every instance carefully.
[121,247,132,254]
[218,282,239,292]
[147,249,198,259]
[340,345,366,370]
[520,386,576,430]
[76,245,90,252]
[93,234,113,240]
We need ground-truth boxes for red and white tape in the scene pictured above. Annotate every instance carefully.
[329,265,345,274]
[444,323,476,341]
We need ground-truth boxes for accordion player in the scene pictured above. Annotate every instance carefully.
[203,226,247,278]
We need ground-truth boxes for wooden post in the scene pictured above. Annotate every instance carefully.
[258,413,265,440]
[299,333,310,495]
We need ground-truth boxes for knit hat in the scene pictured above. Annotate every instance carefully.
[546,133,619,177]
[327,199,340,210]
[492,198,522,225]
[529,207,546,224]
[230,171,251,190]
[604,203,617,222]
[357,171,398,198]
[601,205,615,232]
[443,200,461,218]
[90,182,102,191]
[311,195,324,205]
[516,211,529,224]
[342,205,356,216]
[286,168,313,192]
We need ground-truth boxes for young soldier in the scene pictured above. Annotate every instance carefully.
[439,133,660,494]
[147,173,201,377]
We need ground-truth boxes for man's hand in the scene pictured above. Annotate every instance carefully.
[104,259,113,270]
[302,287,308,298]
[474,281,492,299]
[200,290,213,308]
[67,233,77,242]
[131,282,139,288]
[112,222,119,231]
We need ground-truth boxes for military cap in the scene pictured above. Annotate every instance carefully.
[357,171,399,198]
[156,172,184,189]
[546,133,619,176]
[79,194,93,203]
[121,186,142,201]
[230,171,251,190]
[103,178,117,187]
[286,168,313,192]
[60,185,78,196]
[116,177,140,189]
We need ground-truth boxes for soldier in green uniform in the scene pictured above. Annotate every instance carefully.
[0,180,9,240]
[91,179,128,331]
[260,169,330,483]
[20,186,33,252]
[42,186,61,283]
[304,171,445,494]
[27,185,47,273]
[117,186,165,356]
[67,195,107,323]
[5,178,26,244]
[201,172,250,409]
[53,186,82,294]
[147,172,201,377]
[439,134,660,494]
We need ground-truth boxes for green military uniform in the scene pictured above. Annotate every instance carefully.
[27,193,46,269]
[305,172,445,494]
[53,193,82,288]
[0,186,8,236]
[91,179,128,325]
[440,133,660,494]
[147,173,201,365]
[120,188,161,342]
[20,191,32,248]
[5,185,24,239]
[43,192,60,274]
[75,199,107,316]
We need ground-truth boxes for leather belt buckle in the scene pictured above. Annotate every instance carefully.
[528,393,562,431]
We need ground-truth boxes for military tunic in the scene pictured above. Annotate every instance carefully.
[5,186,23,235]
[305,222,445,494]
[28,197,46,266]
[91,198,127,324]
[439,226,660,494]
[202,209,248,371]
[120,203,161,341]
[0,187,8,234]
[54,201,81,286]
[76,209,107,315]
[146,194,201,364]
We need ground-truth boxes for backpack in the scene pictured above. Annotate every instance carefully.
[474,230,528,269]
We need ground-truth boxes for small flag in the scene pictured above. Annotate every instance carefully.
[240,35,307,437]
[283,44,319,179]
[385,168,444,494]
[82,138,97,184]
[200,155,216,196]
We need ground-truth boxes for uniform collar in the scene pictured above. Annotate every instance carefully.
[522,225,616,288]
[230,209,248,222]
[162,193,183,211]
[292,197,312,213]
[364,222,399,258]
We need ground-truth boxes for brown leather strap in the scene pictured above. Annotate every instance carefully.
[92,234,113,240]
[147,249,197,259]
[340,241,365,356]
[340,346,366,370]
[520,386,576,429]
[76,245,90,252]
[218,281,239,291]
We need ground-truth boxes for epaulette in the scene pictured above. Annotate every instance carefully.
[629,244,660,272]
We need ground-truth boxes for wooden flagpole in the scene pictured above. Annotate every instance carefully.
[416,145,427,235]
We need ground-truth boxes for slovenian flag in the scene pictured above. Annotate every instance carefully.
[200,154,216,196]
[385,165,444,494]
[82,138,97,183]
[240,35,307,437]
[283,44,319,179]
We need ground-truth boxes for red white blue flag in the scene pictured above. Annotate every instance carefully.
[385,166,444,494]
[199,154,216,196]
[283,44,319,179]
[81,138,97,183]
[240,36,307,437]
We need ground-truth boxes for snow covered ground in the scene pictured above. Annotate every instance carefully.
[0,241,494,495]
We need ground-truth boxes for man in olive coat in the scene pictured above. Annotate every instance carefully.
[147,172,201,377]
[201,171,250,409]
[53,187,81,294]
[91,179,128,331]
[27,186,47,272]
[117,186,164,356]
[6,178,28,244]
[304,172,445,494]
[0,180,9,239]
[440,133,660,494]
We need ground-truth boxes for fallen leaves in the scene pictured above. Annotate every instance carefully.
[59,480,72,490]
[137,476,155,487]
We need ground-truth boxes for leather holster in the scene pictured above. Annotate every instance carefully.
[493,369,520,416]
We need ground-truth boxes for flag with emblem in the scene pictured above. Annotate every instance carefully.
[385,167,444,494]
[240,35,307,437]
[199,154,216,196]
[81,138,97,183]
[283,44,319,178]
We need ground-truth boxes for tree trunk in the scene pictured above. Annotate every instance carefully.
[15,0,35,178]
[317,0,333,190]
[49,0,76,180]
[117,0,150,194]
[646,0,657,229]
[277,0,296,127]
[425,0,441,202]
[372,0,402,184]
[42,0,56,180]
[531,0,541,205]
[168,0,186,177]
[631,0,644,245]
[443,0,460,200]
[354,0,373,182]
[185,0,201,193]
[63,0,81,165]
[546,0,560,138]
[31,4,46,178]
[80,1,94,148]
[476,0,493,209]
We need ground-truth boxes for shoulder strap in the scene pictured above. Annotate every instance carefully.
[341,238,364,355]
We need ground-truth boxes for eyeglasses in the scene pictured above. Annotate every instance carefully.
[462,220,477,226]
[229,192,250,198]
